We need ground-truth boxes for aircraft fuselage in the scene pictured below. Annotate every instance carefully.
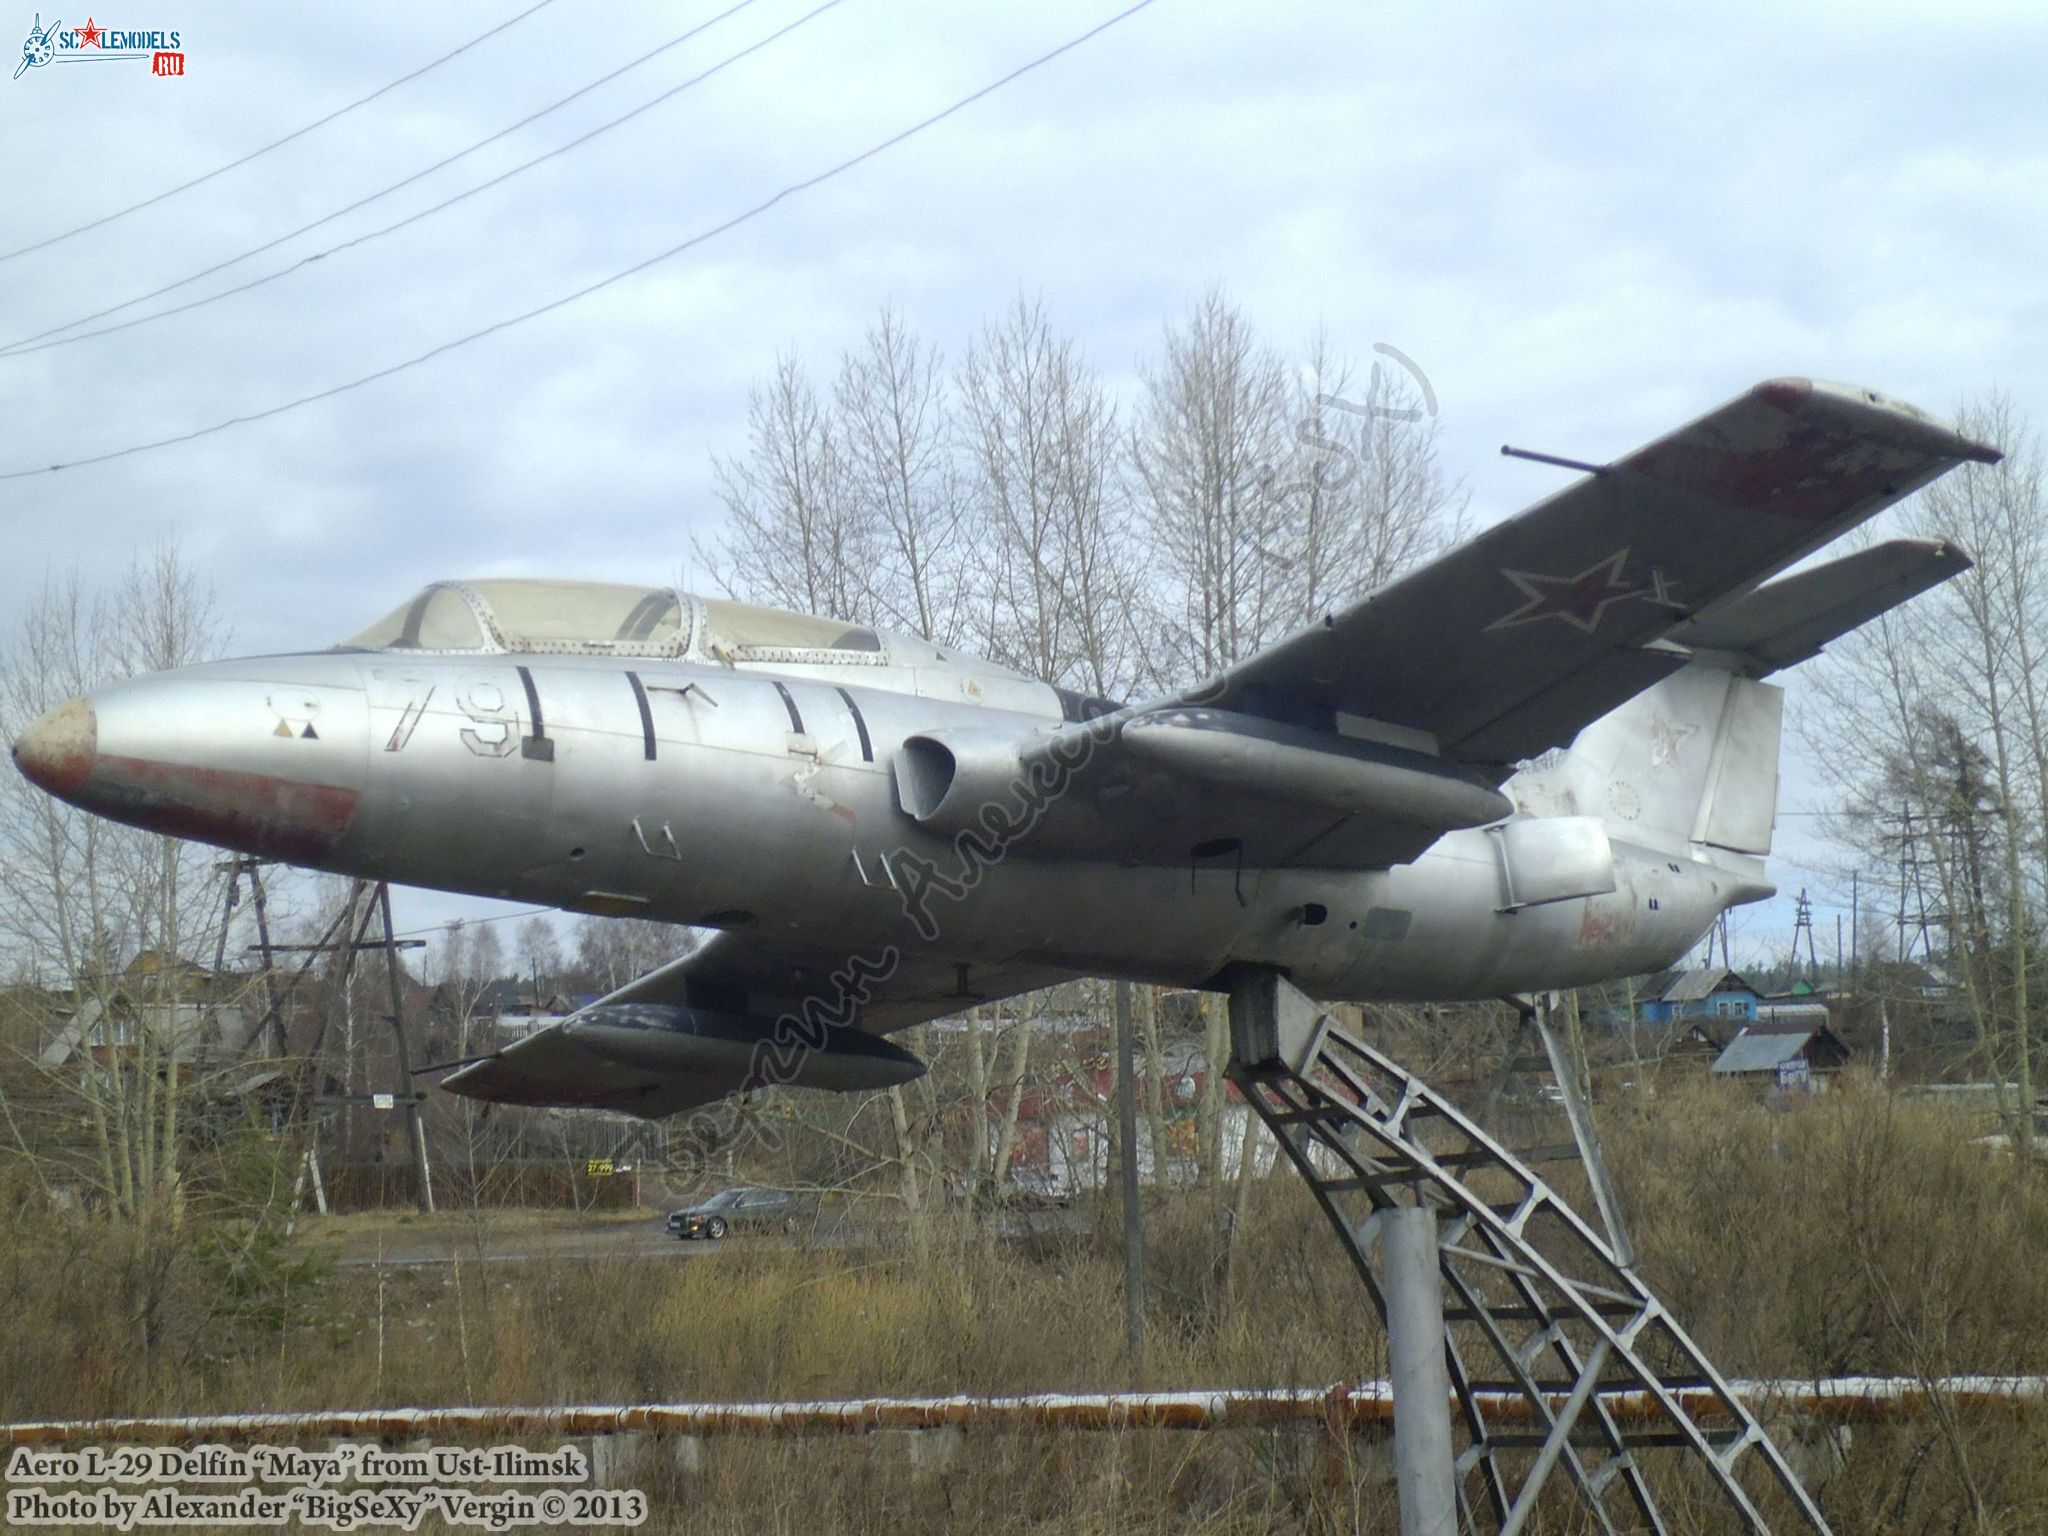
[17,646,1750,1009]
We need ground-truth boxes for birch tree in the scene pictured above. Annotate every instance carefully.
[699,353,874,625]
[960,296,1142,696]
[0,544,261,1364]
[1278,331,1467,623]
[836,306,967,645]
[1130,288,1296,686]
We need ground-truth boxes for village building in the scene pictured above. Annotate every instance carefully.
[1710,1020,1852,1090]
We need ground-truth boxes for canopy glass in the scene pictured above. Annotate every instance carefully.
[341,581,883,659]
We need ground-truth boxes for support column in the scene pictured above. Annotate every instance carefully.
[1113,980,1146,1380]
[1379,1206,1458,1536]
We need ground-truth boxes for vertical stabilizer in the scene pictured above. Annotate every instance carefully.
[1510,663,1783,857]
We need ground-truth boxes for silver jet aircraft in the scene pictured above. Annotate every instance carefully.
[11,379,1998,1117]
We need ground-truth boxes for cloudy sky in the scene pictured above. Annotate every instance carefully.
[4,0,2044,965]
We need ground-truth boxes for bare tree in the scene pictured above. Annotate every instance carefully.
[698,353,874,624]
[464,924,507,993]
[1278,330,1467,623]
[960,296,1142,696]
[1810,394,2045,1146]
[516,915,562,999]
[1909,397,2043,1149]
[569,916,695,993]
[0,543,272,1366]
[836,306,967,645]
[1130,288,1296,686]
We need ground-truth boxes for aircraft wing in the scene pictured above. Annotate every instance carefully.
[437,930,1076,1120]
[591,929,1077,1033]
[1180,379,1998,769]
[890,381,1996,872]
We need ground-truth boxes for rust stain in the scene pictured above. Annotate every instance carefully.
[92,756,359,863]
[1576,901,1621,948]
[1626,393,1910,524]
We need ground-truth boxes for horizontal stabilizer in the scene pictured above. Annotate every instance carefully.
[1178,380,1999,769]
[1667,538,1972,674]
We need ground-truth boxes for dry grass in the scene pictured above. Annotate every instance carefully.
[4,1075,2046,1532]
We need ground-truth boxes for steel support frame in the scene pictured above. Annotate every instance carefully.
[1225,974,1832,1535]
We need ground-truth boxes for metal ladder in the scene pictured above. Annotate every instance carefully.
[1225,979,1831,1534]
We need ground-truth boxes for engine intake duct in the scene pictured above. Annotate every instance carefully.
[893,728,1043,834]
[1121,709,1511,829]
[567,1004,926,1094]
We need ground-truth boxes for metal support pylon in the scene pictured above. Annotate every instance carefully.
[1224,971,1831,1535]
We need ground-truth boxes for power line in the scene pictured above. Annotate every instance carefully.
[2,0,836,360]
[391,905,560,942]
[0,0,566,265]
[3,0,1162,481]
[1,0,764,357]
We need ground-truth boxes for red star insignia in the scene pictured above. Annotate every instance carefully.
[76,16,102,46]
[1485,549,1643,635]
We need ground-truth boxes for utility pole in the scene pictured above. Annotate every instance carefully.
[1898,805,1911,963]
[1850,870,1860,979]
[1790,889,1819,979]
[268,881,433,1215]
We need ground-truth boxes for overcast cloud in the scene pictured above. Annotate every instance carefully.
[4,0,2043,960]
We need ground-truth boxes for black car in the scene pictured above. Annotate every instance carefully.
[666,1187,810,1240]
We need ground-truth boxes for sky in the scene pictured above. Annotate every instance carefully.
[3,0,2045,971]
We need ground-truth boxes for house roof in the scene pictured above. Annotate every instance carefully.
[1635,969,1681,1002]
[1749,1007,1830,1034]
[1644,967,1756,1004]
[1711,1025,1844,1075]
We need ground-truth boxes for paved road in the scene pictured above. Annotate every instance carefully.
[325,1217,815,1268]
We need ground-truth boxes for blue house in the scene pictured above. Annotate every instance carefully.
[1632,967,1760,1027]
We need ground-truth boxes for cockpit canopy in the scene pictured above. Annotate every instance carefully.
[341,580,885,662]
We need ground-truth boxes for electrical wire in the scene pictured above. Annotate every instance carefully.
[391,905,560,941]
[0,0,837,360]
[2,0,1162,481]
[0,0,565,265]
[0,0,763,357]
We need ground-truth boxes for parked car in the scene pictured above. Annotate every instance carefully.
[666,1187,811,1240]
[998,1169,1071,1209]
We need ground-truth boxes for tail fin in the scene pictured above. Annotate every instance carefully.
[1556,664,1783,855]
[1510,538,1970,857]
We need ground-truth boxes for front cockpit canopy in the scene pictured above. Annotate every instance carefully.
[341,580,884,662]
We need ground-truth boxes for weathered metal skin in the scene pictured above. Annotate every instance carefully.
[11,644,1741,1004]
[15,662,370,863]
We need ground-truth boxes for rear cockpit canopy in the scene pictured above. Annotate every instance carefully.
[340,580,886,664]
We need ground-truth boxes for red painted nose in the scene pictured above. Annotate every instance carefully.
[11,696,96,800]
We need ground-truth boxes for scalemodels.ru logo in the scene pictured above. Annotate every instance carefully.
[14,13,185,79]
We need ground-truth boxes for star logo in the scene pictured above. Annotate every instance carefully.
[1484,549,1645,635]
[75,15,100,46]
[1647,716,1700,769]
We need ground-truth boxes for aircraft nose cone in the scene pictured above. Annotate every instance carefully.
[11,695,97,800]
